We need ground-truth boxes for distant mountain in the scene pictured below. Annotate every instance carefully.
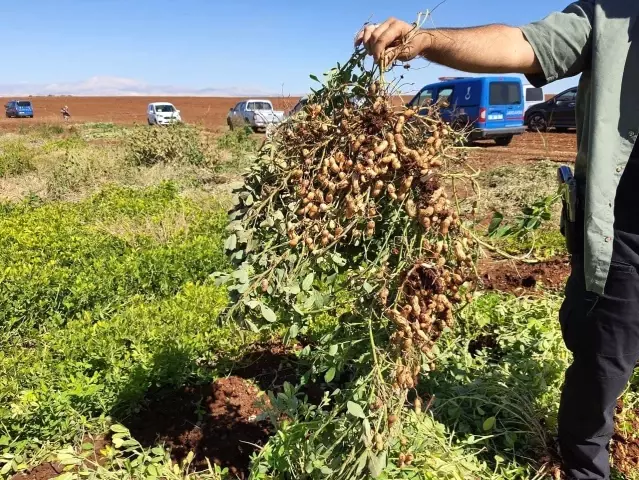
[0,76,282,97]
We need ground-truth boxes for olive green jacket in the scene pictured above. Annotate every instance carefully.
[520,1,639,294]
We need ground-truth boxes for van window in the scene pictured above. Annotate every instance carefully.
[437,88,454,107]
[489,82,521,105]
[525,88,544,102]
[413,88,434,107]
[17,101,31,107]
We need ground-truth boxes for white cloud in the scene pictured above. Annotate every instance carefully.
[0,76,278,97]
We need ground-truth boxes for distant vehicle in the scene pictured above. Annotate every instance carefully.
[147,102,182,125]
[523,84,544,112]
[286,96,309,118]
[227,100,284,131]
[407,76,525,146]
[5,100,34,118]
[524,87,578,132]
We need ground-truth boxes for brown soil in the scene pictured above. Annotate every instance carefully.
[0,96,300,132]
[11,463,61,480]
[479,257,570,295]
[11,437,109,480]
[612,401,639,475]
[467,132,577,172]
[125,376,271,479]
[14,343,309,480]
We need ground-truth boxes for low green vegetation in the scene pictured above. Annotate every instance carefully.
[478,161,567,259]
[0,123,635,480]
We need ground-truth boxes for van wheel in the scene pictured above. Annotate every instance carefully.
[528,113,547,132]
[495,136,513,147]
[228,119,235,131]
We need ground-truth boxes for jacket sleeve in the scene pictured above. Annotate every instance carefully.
[519,1,594,87]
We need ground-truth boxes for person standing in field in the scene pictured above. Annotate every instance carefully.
[358,3,639,479]
[61,105,70,122]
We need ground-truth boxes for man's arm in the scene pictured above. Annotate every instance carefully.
[356,1,594,84]
[356,20,541,74]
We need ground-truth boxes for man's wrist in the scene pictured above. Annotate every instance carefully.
[416,29,435,57]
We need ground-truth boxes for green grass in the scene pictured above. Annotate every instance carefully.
[0,123,636,479]
[0,281,249,450]
[0,182,228,335]
[0,123,265,478]
[477,160,567,259]
[0,141,36,177]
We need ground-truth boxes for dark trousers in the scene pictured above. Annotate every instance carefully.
[559,235,639,478]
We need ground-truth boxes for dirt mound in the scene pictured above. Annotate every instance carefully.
[126,376,271,479]
[479,257,570,295]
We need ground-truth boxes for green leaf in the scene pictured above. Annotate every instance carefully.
[110,424,129,434]
[231,268,249,284]
[310,74,320,83]
[356,452,368,475]
[488,212,504,236]
[347,401,366,419]
[147,464,159,477]
[362,418,372,440]
[328,344,338,356]
[54,473,75,480]
[368,451,387,478]
[331,253,347,266]
[302,272,315,291]
[260,304,277,323]
[245,300,260,310]
[483,416,496,431]
[224,234,237,251]
[151,447,165,456]
[324,367,336,383]
[245,318,259,333]
[289,324,299,339]
[363,282,374,294]
[284,283,301,295]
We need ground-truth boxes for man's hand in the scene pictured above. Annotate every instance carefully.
[355,18,430,64]
[355,18,542,75]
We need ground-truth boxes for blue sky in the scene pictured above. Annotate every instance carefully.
[0,0,578,96]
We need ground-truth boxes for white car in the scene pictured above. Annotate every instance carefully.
[147,102,182,125]
[227,99,284,131]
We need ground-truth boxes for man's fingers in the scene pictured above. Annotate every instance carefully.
[371,23,404,62]
[354,25,368,47]
[357,25,376,51]
[356,18,418,63]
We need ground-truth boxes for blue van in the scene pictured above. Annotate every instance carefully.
[5,100,34,118]
[407,76,525,146]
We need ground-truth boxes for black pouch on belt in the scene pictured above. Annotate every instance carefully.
[557,166,578,254]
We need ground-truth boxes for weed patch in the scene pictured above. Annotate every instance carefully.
[126,124,209,166]
[0,141,36,177]
[0,183,228,334]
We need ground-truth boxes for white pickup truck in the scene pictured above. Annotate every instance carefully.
[227,99,284,132]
